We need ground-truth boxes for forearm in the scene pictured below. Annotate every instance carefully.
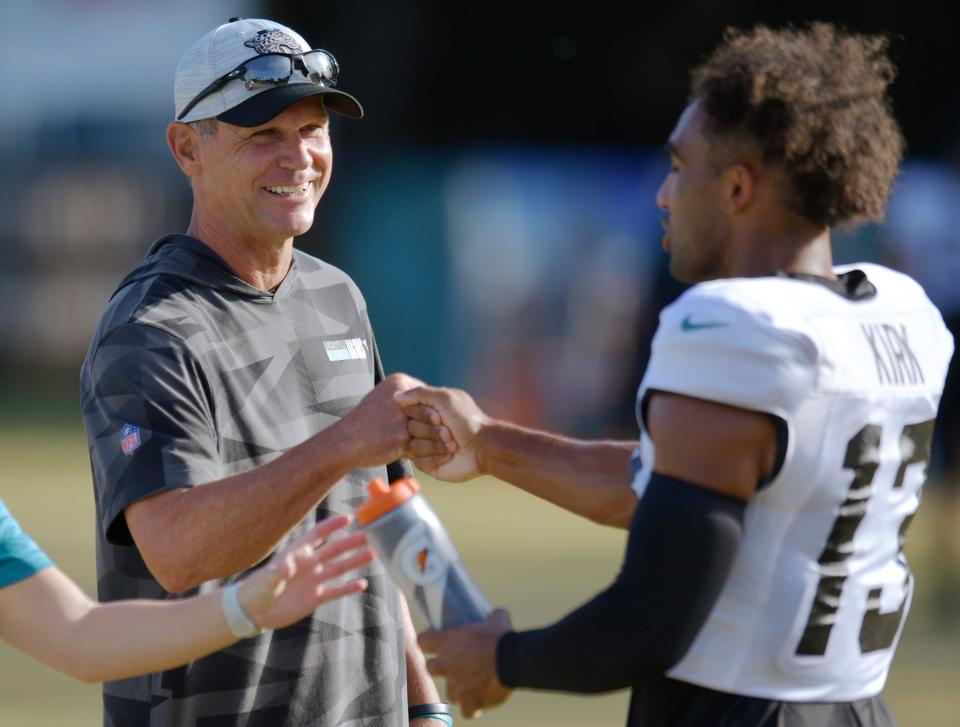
[478,420,637,527]
[0,568,235,683]
[74,591,235,682]
[128,423,358,592]
[401,595,441,705]
[496,476,745,692]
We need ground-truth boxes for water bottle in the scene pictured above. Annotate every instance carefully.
[356,477,491,629]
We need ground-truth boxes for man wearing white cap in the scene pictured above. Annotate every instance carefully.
[79,18,451,727]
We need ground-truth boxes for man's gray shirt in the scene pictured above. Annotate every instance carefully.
[80,235,409,727]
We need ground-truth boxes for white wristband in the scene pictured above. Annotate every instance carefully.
[221,582,263,638]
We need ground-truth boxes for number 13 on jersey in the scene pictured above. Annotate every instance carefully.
[795,417,935,658]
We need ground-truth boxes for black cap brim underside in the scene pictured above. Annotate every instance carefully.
[217,84,364,127]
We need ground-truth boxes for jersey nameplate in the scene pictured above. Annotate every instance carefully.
[860,322,925,386]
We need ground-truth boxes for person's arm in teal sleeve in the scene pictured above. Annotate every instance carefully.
[0,509,373,682]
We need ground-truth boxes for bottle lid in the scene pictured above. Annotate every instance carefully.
[355,477,421,526]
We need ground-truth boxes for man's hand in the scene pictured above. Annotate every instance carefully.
[418,609,514,719]
[334,373,452,468]
[396,386,491,481]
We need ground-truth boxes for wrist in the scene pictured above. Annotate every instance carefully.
[494,630,516,688]
[409,702,453,726]
[304,424,356,481]
[474,417,508,477]
[235,577,260,625]
[221,582,263,639]
[473,416,505,475]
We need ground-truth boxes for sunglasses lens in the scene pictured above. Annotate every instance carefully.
[242,55,293,89]
[302,51,338,85]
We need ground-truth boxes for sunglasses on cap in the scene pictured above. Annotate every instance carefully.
[177,49,340,121]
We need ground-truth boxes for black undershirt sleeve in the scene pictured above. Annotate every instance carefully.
[496,474,745,693]
[370,331,413,483]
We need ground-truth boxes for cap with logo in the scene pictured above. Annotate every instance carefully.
[174,18,363,126]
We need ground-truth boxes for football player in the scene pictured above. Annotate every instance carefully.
[400,23,954,727]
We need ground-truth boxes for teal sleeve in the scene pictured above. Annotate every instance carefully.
[0,500,54,589]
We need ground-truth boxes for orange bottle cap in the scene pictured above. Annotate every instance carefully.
[355,477,421,526]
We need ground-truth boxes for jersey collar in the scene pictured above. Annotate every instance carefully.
[143,234,299,302]
[780,269,877,301]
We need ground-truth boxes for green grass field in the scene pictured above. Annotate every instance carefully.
[1,414,958,726]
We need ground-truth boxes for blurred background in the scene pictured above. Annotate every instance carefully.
[1,0,959,724]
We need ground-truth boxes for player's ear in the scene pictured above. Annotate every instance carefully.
[724,163,756,214]
[166,121,204,179]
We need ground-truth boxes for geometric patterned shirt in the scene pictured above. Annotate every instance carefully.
[80,235,409,726]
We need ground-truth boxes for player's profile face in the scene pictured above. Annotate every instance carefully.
[193,98,333,247]
[656,101,731,283]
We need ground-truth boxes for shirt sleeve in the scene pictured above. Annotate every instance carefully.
[82,323,219,546]
[0,501,53,589]
[641,287,819,419]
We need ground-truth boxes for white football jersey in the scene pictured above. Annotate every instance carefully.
[631,263,954,702]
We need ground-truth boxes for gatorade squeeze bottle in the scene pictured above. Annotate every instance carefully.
[356,477,491,629]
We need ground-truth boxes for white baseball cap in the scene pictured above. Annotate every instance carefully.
[174,18,363,126]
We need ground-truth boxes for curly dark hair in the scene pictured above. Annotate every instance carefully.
[691,23,904,229]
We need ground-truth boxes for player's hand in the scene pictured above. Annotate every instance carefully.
[237,514,374,631]
[396,386,491,482]
[335,373,451,467]
[418,609,514,719]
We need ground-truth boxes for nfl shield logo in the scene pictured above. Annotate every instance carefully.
[120,423,141,456]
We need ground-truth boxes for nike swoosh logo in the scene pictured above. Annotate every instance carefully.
[681,315,728,331]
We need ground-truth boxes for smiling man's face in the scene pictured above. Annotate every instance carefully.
[193,97,333,248]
